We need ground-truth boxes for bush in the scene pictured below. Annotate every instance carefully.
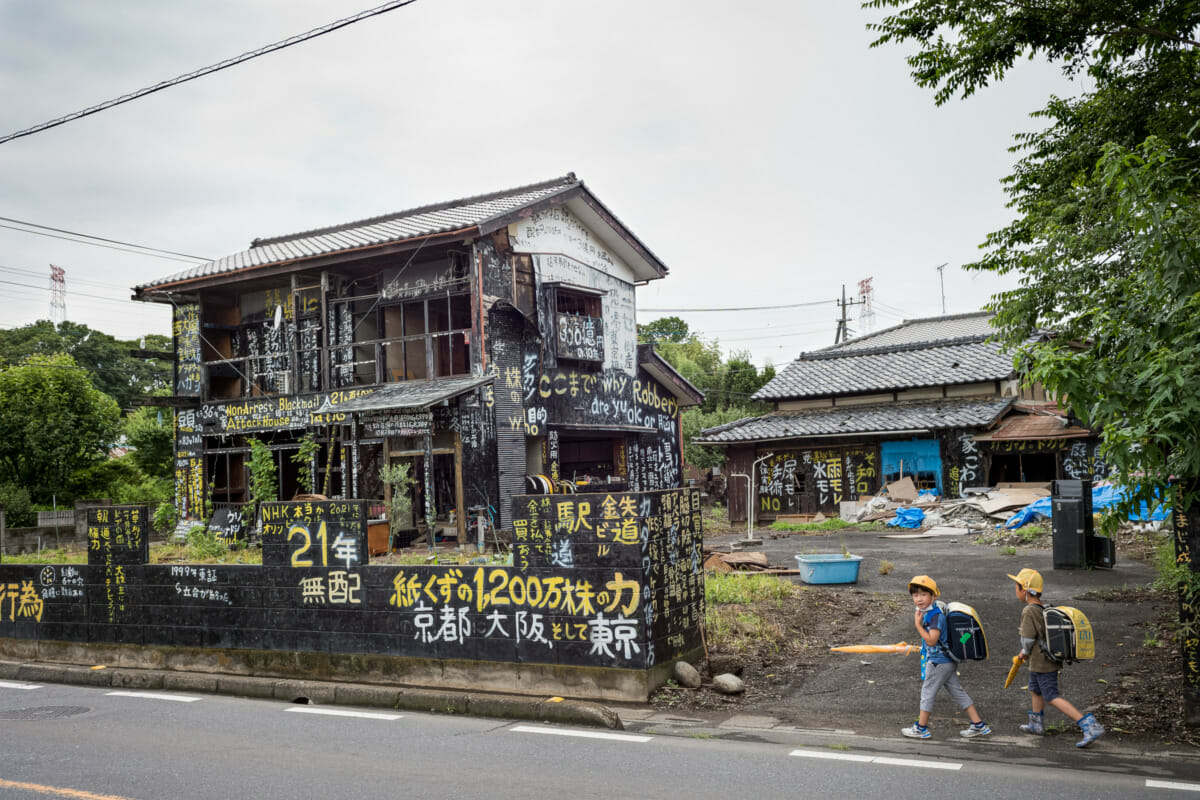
[153,502,180,534]
[185,525,228,560]
[0,483,34,527]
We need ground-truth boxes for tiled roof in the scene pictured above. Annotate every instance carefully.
[694,397,1014,444]
[135,176,583,291]
[829,312,997,352]
[754,339,1014,400]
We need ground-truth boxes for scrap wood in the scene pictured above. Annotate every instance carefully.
[703,554,733,572]
[704,551,796,574]
[716,551,769,567]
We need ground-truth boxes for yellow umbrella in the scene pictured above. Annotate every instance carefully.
[1003,655,1024,689]
[830,642,918,655]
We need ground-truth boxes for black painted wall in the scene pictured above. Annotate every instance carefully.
[0,491,703,673]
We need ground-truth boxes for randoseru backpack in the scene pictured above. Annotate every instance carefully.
[933,600,988,662]
[1040,605,1095,664]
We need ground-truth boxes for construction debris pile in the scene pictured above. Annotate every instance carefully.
[853,477,1053,537]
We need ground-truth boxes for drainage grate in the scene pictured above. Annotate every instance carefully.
[0,706,90,721]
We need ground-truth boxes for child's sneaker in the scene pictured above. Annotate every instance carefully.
[960,721,991,738]
[901,722,932,739]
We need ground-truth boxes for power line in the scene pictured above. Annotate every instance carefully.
[0,0,420,145]
[0,217,209,261]
[0,264,143,292]
[640,299,833,313]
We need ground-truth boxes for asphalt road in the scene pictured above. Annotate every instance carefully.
[2,681,1198,800]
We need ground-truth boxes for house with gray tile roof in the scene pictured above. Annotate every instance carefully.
[696,312,1106,523]
[133,174,702,538]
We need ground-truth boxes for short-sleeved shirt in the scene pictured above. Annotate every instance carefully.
[921,605,953,665]
[1018,602,1061,673]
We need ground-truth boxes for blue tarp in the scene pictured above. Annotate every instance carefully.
[887,506,926,529]
[1002,484,1168,530]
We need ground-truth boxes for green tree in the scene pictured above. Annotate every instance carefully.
[0,353,122,505]
[0,321,171,410]
[123,405,175,479]
[865,0,1200,513]
[682,406,766,470]
[638,316,692,344]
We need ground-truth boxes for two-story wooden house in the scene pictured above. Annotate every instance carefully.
[134,175,703,541]
[694,313,1107,523]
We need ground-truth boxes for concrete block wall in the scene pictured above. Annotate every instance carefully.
[0,490,705,700]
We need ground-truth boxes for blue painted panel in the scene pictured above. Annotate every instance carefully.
[880,438,943,495]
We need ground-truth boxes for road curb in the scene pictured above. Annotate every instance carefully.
[0,658,621,729]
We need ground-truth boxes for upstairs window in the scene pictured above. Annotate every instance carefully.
[551,284,605,364]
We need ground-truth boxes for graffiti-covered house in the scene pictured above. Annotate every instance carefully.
[133,174,703,540]
[694,312,1107,523]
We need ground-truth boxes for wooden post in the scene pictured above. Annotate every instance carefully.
[1174,492,1200,725]
[454,433,466,546]
[423,433,436,553]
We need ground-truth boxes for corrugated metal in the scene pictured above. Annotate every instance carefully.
[135,177,580,291]
[696,397,1015,444]
[325,374,494,413]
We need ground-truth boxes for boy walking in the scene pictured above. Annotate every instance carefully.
[901,575,991,739]
[1009,568,1104,747]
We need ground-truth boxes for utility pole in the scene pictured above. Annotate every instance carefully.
[834,284,865,344]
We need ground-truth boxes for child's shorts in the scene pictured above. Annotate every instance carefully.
[1029,670,1061,702]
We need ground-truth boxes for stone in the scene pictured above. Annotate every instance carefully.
[673,660,701,689]
[712,673,745,695]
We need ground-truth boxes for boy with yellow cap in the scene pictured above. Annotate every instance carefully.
[1009,568,1104,747]
[901,574,991,739]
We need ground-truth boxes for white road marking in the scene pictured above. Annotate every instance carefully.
[1148,779,1200,792]
[0,681,42,690]
[789,749,961,771]
[105,691,202,702]
[286,707,403,720]
[510,724,653,743]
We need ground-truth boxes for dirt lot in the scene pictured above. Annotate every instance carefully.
[652,520,1198,748]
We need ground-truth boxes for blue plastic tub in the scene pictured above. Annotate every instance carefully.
[795,553,863,584]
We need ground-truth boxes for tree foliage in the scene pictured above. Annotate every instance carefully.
[0,353,122,505]
[0,320,171,410]
[123,406,175,480]
[866,0,1200,515]
[639,319,778,468]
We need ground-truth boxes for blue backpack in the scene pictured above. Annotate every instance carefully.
[933,600,988,662]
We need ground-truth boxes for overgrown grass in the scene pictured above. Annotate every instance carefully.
[704,572,805,652]
[1,547,85,564]
[768,518,886,533]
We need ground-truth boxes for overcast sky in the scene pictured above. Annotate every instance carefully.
[0,1,1074,367]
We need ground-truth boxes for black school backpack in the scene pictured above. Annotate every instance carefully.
[1040,605,1095,664]
[933,600,988,662]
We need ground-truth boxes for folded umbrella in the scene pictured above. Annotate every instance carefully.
[830,642,918,655]
[1003,655,1023,689]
